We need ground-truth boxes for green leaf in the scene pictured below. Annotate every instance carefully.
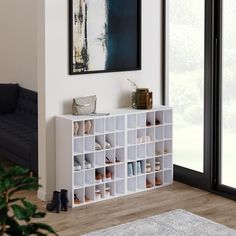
[22,199,37,217]
[32,212,46,218]
[6,216,23,236]
[0,196,7,208]
[11,204,30,221]
[30,223,58,235]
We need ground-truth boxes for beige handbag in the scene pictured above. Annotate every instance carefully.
[72,95,97,116]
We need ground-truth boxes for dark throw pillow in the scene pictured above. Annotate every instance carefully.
[0,84,19,113]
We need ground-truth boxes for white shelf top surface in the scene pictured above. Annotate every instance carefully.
[57,106,173,121]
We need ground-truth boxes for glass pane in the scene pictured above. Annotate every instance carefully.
[169,0,204,172]
[222,0,236,188]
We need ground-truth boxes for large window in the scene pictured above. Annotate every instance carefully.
[169,0,205,172]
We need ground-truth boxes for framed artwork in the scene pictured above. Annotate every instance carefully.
[69,0,141,75]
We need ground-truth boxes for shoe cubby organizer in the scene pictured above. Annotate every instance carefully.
[56,107,173,207]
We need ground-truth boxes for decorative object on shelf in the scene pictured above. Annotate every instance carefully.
[127,79,153,109]
[72,95,97,116]
[85,120,92,134]
[69,0,141,75]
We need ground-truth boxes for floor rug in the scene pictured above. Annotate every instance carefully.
[82,209,236,236]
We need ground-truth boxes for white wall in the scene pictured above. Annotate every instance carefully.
[0,0,37,91]
[38,0,163,200]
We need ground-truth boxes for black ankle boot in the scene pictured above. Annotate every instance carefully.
[46,191,61,213]
[61,189,69,211]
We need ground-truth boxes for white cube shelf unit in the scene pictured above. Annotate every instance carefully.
[56,107,173,208]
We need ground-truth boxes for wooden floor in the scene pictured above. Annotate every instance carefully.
[23,181,236,235]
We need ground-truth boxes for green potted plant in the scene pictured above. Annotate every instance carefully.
[0,165,58,236]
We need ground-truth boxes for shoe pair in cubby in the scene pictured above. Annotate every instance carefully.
[74,180,125,205]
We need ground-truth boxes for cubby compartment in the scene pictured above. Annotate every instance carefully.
[128,145,136,161]
[74,155,84,172]
[95,184,105,200]
[95,151,104,168]
[155,126,164,141]
[74,188,84,205]
[116,180,125,195]
[146,143,155,158]
[105,149,115,165]
[164,140,172,155]
[137,175,146,190]
[155,141,164,156]
[155,111,164,126]
[146,127,154,143]
[127,162,136,177]
[164,155,172,170]
[74,138,84,155]
[137,113,146,128]
[146,158,155,174]
[128,114,136,129]
[105,133,115,149]
[164,125,172,140]
[155,156,163,172]
[116,116,125,131]
[155,172,163,186]
[136,160,145,175]
[85,186,95,202]
[85,136,95,153]
[146,112,155,127]
[146,174,155,189]
[95,118,105,134]
[137,129,145,144]
[84,120,94,135]
[128,130,137,145]
[116,148,125,163]
[116,132,125,147]
[106,117,115,133]
[128,177,137,193]
[95,168,105,184]
[116,164,125,180]
[164,169,173,185]
[164,109,173,124]
[106,182,115,197]
[85,169,94,187]
[74,121,84,137]
[84,153,94,169]
[105,166,115,181]
[74,172,84,189]
[95,135,105,151]
[137,144,145,160]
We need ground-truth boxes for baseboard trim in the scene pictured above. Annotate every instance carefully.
[37,189,52,201]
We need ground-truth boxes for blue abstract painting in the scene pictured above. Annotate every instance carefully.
[69,0,141,74]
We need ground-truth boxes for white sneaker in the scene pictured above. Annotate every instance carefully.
[85,160,92,169]
[74,161,82,171]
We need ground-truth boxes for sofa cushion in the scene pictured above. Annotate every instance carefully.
[0,113,35,161]
[0,84,19,113]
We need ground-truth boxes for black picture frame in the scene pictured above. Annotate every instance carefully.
[69,0,142,75]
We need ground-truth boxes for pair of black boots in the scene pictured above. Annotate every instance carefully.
[46,189,69,213]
